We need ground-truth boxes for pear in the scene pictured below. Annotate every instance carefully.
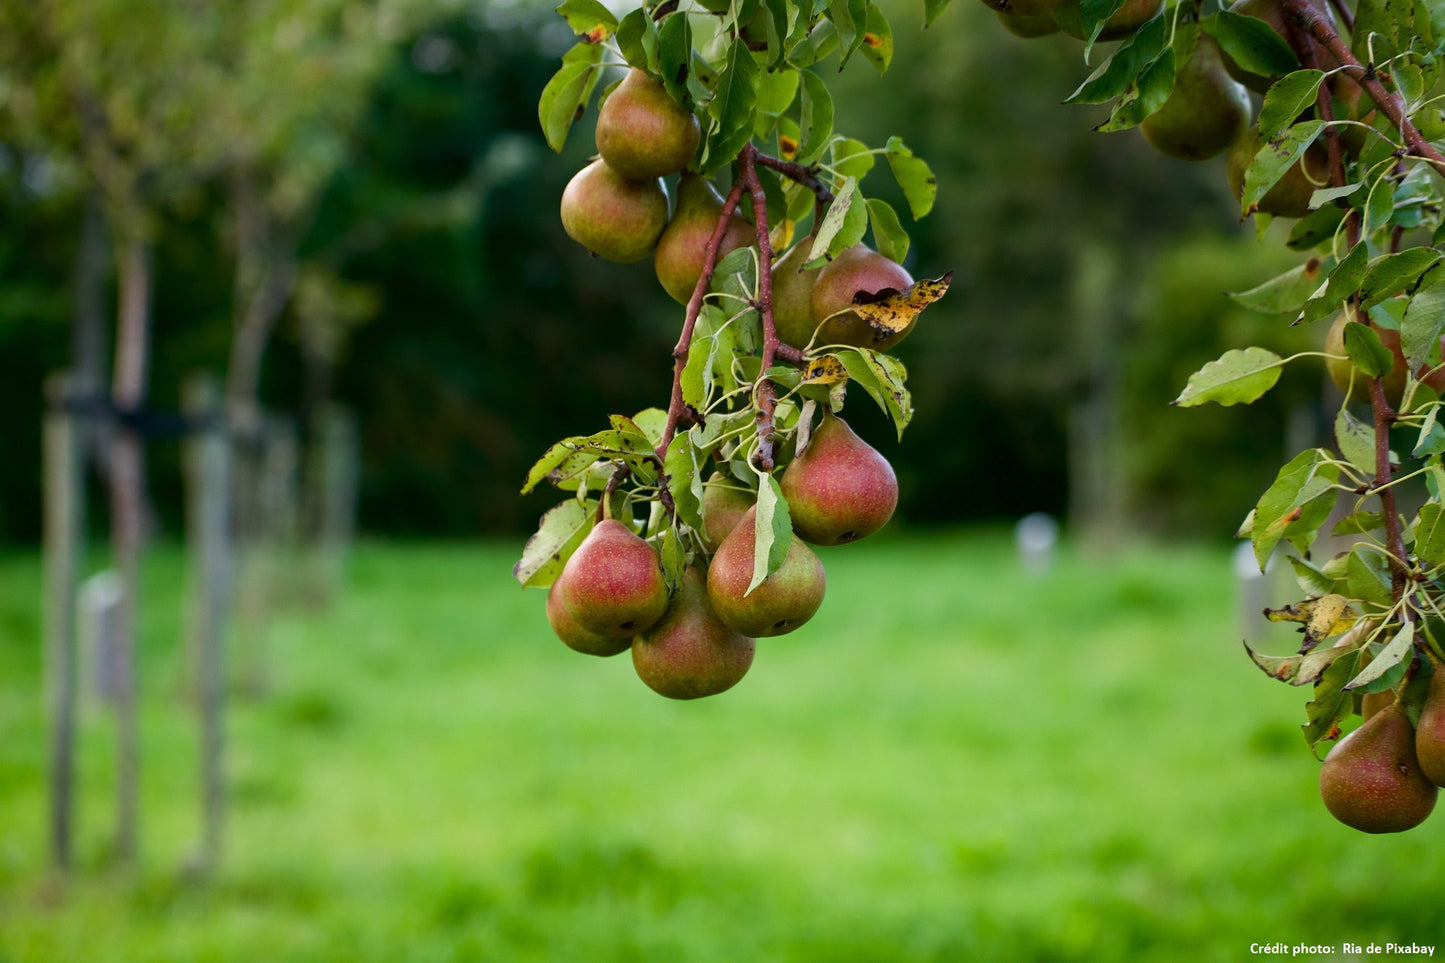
[594,68,700,180]
[780,412,898,546]
[1225,126,1330,219]
[654,173,756,304]
[1052,0,1162,41]
[706,506,826,637]
[557,518,669,638]
[700,472,754,552]
[1139,36,1250,162]
[560,159,669,263]
[809,244,915,351]
[546,579,631,657]
[770,242,825,349]
[1319,703,1437,833]
[632,566,755,700]
[1415,668,1445,786]
[1361,687,1395,722]
[996,8,1062,36]
[1323,308,1445,407]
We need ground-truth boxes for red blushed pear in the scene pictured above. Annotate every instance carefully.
[699,472,754,552]
[706,506,826,638]
[632,566,755,700]
[559,159,669,264]
[545,579,631,657]
[1415,667,1445,786]
[654,173,755,304]
[770,242,825,350]
[557,518,670,638]
[780,411,898,546]
[809,244,915,351]
[594,68,700,180]
[1319,704,1438,833]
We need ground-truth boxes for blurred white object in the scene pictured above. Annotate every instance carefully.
[1015,513,1059,575]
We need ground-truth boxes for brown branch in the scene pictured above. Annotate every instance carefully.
[1285,0,1445,173]
[1325,0,1354,33]
[740,144,782,472]
[754,153,835,205]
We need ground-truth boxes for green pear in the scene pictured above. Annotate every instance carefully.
[706,506,826,638]
[1323,308,1445,407]
[1052,0,1161,41]
[1319,703,1438,833]
[595,68,700,180]
[632,565,755,700]
[546,579,631,657]
[770,242,824,349]
[809,244,915,351]
[700,472,754,552]
[557,518,669,638]
[654,173,756,304]
[1415,668,1445,786]
[1226,126,1330,219]
[1139,36,1250,162]
[1361,687,1395,722]
[995,7,1062,36]
[780,412,898,545]
[560,159,669,263]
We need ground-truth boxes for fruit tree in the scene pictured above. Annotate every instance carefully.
[518,0,1445,834]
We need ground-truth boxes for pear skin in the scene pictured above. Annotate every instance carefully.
[809,245,915,351]
[546,579,632,657]
[632,566,755,700]
[706,506,826,638]
[654,173,755,304]
[780,413,898,546]
[995,7,1062,36]
[771,243,825,349]
[558,519,669,637]
[1415,668,1445,786]
[700,472,755,552]
[1319,704,1438,833]
[1139,36,1250,162]
[560,159,669,263]
[595,69,700,180]
[1323,309,1445,407]
[1053,0,1161,41]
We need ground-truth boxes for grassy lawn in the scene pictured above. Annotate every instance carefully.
[1,532,1442,961]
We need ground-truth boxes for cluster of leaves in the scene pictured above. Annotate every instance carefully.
[517,0,951,595]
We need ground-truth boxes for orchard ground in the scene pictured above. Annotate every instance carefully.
[0,533,1442,961]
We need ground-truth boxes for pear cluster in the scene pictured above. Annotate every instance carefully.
[1316,671,1445,834]
[542,410,898,700]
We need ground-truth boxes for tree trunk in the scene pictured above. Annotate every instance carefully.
[73,189,114,485]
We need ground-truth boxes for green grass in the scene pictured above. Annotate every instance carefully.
[1,532,1442,962]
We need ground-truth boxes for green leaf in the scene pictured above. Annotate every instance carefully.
[556,0,619,40]
[660,523,685,595]
[1251,447,1341,569]
[749,474,792,594]
[1076,0,1127,47]
[657,12,695,109]
[866,198,909,264]
[835,348,912,438]
[1334,407,1376,474]
[1228,257,1328,315]
[1301,239,1367,324]
[806,176,866,265]
[1290,554,1341,597]
[615,8,658,71]
[1343,320,1395,378]
[1065,15,1169,105]
[884,136,936,219]
[1364,171,1397,236]
[1360,249,1441,308]
[513,498,595,588]
[924,0,953,26]
[832,137,875,179]
[1416,406,1445,457]
[1242,121,1324,217]
[1302,648,1363,753]
[1346,544,1394,609]
[1096,48,1175,132]
[828,0,869,68]
[795,70,834,166]
[1347,622,1415,691]
[1416,503,1445,565]
[664,433,705,535]
[704,43,761,170]
[1402,265,1445,369]
[537,42,606,153]
[1257,69,1324,140]
[1288,204,1348,250]
[1171,347,1284,407]
[1211,11,1299,80]
[858,0,893,74]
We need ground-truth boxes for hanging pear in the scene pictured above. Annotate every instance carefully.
[808,244,915,351]
[699,472,755,552]
[546,579,631,657]
[706,506,826,637]
[1319,704,1438,833]
[595,68,700,180]
[1139,36,1250,162]
[780,412,898,545]
[1226,126,1331,219]
[557,519,670,638]
[770,242,825,349]
[654,173,756,304]
[560,159,669,263]
[632,566,755,700]
[1052,0,1161,40]
[1415,668,1445,786]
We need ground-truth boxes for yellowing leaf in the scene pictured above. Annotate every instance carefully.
[820,272,951,346]
[801,354,849,385]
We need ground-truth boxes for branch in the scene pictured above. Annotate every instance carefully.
[740,144,782,472]
[753,153,835,206]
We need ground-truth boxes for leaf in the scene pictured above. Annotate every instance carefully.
[615,8,658,71]
[513,498,594,588]
[1334,407,1376,474]
[1171,347,1284,407]
[806,177,866,265]
[537,42,605,153]
[1257,69,1325,140]
[1250,448,1341,570]
[704,42,761,170]
[794,69,834,166]
[801,354,849,385]
[1415,503,1445,565]
[858,1,893,74]
[1229,257,1327,315]
[836,348,912,438]
[1346,622,1415,690]
[556,0,619,42]
[1416,406,1445,457]
[1402,265,1445,369]
[1095,48,1175,133]
[1210,9,1299,79]
[828,0,869,69]
[1065,15,1169,105]
[1346,544,1394,609]
[865,197,909,264]
[820,272,952,347]
[1343,320,1395,378]
[748,474,792,594]
[884,136,936,219]
[665,432,705,534]
[657,11,694,109]
[659,523,685,595]
[1263,593,1357,647]
[1364,171,1397,236]
[1302,649,1362,753]
[1242,121,1324,218]
[924,0,953,25]
[1360,249,1441,308]
[1301,240,1368,325]
[1076,0,1127,47]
